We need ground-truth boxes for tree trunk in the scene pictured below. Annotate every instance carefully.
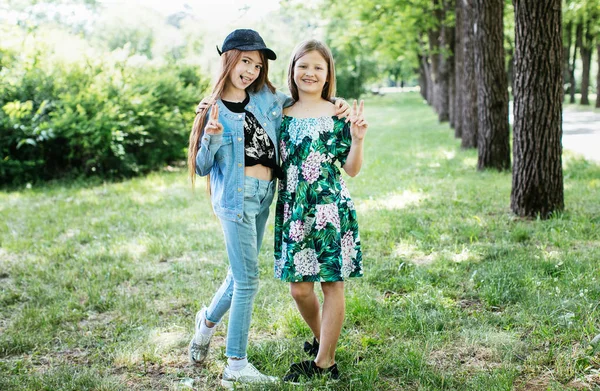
[421,54,434,104]
[436,0,451,122]
[418,55,429,101]
[448,22,456,128]
[507,47,515,93]
[571,22,582,104]
[473,0,510,171]
[563,21,572,97]
[454,0,464,138]
[597,44,600,108]
[461,0,477,149]
[428,25,442,112]
[579,21,593,105]
[511,0,564,218]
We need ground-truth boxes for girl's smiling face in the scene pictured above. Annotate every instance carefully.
[293,50,329,96]
[228,50,263,92]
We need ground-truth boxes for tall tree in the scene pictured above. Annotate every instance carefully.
[460,0,477,149]
[428,26,441,108]
[570,22,582,103]
[578,18,594,105]
[563,21,574,96]
[419,52,431,101]
[473,0,510,171]
[511,0,564,218]
[453,0,463,138]
[432,0,453,122]
[597,43,600,108]
[447,22,456,128]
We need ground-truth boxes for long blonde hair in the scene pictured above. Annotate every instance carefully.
[287,40,336,102]
[188,49,276,190]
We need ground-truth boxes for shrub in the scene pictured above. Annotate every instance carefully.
[0,48,210,185]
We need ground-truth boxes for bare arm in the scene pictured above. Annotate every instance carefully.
[342,100,368,177]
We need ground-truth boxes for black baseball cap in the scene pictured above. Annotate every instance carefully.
[217,29,277,60]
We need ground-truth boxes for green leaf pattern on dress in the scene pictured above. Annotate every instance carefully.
[274,115,363,282]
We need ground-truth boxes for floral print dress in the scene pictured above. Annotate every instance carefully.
[274,115,363,282]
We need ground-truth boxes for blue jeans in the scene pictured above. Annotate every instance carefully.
[205,176,275,358]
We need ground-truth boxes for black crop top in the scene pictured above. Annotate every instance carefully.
[222,95,283,179]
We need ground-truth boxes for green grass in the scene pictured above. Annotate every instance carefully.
[1,92,599,390]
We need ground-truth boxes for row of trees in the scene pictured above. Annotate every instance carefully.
[564,0,600,106]
[322,0,598,218]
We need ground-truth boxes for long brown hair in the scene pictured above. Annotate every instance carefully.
[188,49,276,190]
[287,40,336,102]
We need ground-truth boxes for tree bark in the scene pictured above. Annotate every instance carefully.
[421,53,434,104]
[579,21,593,105]
[473,0,510,171]
[563,21,572,97]
[454,0,463,138]
[418,54,429,101]
[448,22,456,128]
[436,0,451,122]
[570,22,581,104]
[460,0,477,148]
[507,47,515,93]
[428,15,442,113]
[511,0,564,218]
[597,44,600,108]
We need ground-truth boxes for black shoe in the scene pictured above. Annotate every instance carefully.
[283,360,340,383]
[303,338,319,357]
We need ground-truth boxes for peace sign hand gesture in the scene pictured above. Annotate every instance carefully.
[205,104,223,135]
[349,100,368,141]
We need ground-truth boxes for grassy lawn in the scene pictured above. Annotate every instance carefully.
[1,92,599,390]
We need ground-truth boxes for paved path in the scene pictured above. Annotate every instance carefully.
[562,108,600,163]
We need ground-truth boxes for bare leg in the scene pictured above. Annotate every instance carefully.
[314,281,345,368]
[290,282,321,341]
[205,319,216,327]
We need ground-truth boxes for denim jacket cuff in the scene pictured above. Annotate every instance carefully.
[200,133,223,149]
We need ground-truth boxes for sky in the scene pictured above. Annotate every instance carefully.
[134,0,282,25]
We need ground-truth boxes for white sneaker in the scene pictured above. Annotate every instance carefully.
[221,362,278,389]
[188,307,212,364]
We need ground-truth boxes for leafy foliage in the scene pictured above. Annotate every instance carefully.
[0,47,210,185]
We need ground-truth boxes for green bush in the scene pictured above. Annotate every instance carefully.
[0,48,210,185]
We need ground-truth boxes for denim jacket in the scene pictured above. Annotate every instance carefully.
[196,85,291,222]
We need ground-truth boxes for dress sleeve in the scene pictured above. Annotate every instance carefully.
[334,119,352,167]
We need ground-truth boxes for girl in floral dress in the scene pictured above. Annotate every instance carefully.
[274,39,369,382]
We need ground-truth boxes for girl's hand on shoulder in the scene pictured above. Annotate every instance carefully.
[334,99,351,120]
[196,96,216,114]
[349,100,368,141]
[205,104,223,135]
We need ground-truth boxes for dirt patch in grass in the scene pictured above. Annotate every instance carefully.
[428,343,502,373]
[0,248,19,268]
[514,371,599,391]
[77,311,120,330]
[583,372,600,387]
[112,343,225,391]
[154,298,191,317]
[457,298,485,314]
[513,371,555,391]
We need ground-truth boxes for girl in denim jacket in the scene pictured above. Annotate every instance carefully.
[186,29,348,389]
